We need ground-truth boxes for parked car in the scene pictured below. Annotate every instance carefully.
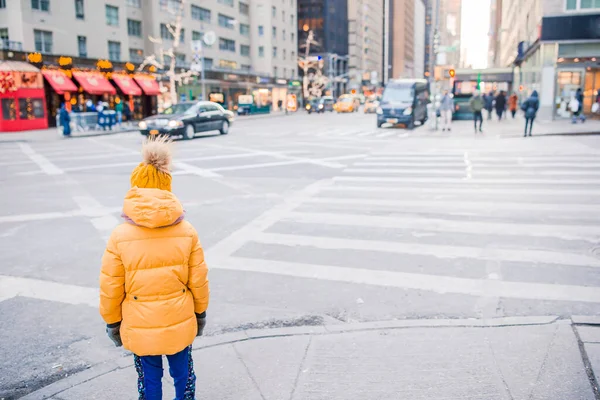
[320,96,335,112]
[335,95,359,113]
[364,97,380,113]
[305,99,323,114]
[377,79,429,129]
[139,101,233,139]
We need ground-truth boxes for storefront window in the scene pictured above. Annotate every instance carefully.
[1,98,16,120]
[18,98,44,119]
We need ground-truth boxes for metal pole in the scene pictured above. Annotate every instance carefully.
[201,48,206,101]
[329,54,334,98]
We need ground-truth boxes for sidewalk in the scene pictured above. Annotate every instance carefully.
[447,115,600,137]
[22,316,599,400]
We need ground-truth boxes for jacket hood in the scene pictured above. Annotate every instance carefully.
[531,90,539,98]
[122,187,184,228]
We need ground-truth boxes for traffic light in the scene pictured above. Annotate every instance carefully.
[448,69,455,78]
[351,89,357,95]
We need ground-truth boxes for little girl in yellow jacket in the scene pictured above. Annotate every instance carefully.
[99,136,209,400]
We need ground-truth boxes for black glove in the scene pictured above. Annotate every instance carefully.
[106,322,123,347]
[196,312,207,337]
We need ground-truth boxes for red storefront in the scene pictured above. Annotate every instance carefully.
[133,74,160,118]
[41,69,78,127]
[0,61,48,132]
[72,70,117,97]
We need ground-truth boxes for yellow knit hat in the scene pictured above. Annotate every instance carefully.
[130,136,172,191]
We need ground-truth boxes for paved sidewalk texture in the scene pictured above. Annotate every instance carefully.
[22,317,598,400]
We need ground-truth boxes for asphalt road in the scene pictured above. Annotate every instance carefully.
[1,111,600,398]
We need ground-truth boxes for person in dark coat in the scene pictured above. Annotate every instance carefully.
[576,88,586,123]
[495,91,507,120]
[59,103,71,137]
[520,90,539,137]
[484,91,494,120]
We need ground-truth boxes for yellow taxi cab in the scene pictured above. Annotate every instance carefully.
[335,95,359,113]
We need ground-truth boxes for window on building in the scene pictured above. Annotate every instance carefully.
[219,37,235,52]
[1,99,16,120]
[240,44,250,56]
[580,0,600,8]
[31,0,50,11]
[273,46,277,57]
[127,19,142,37]
[283,67,287,77]
[291,32,294,42]
[217,0,233,6]
[282,29,286,40]
[176,53,186,66]
[239,2,249,15]
[159,0,183,15]
[75,0,84,19]
[219,14,234,28]
[219,59,237,69]
[77,35,87,57]
[160,23,184,42]
[18,98,45,119]
[272,26,277,39]
[34,29,52,53]
[283,49,286,60]
[106,5,119,26]
[240,23,250,36]
[364,48,368,54]
[108,41,121,61]
[291,51,295,60]
[191,5,211,21]
[258,25,264,36]
[241,64,251,71]
[282,10,285,22]
[192,31,212,47]
[290,14,294,26]
[204,58,213,70]
[129,48,143,63]
[0,0,6,8]
[273,66,277,77]
[272,6,276,16]
[258,46,264,57]
[0,28,8,42]
[127,0,141,7]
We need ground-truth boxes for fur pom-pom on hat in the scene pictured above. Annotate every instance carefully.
[130,136,173,191]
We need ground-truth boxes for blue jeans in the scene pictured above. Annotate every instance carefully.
[134,345,196,400]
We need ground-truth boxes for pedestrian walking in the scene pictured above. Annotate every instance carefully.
[124,102,133,123]
[59,103,71,137]
[484,91,494,120]
[469,90,484,133]
[576,88,586,123]
[115,98,124,127]
[520,90,539,137]
[495,91,507,120]
[99,136,209,400]
[508,92,518,118]
[439,90,454,132]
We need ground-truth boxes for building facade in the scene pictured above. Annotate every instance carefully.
[498,0,600,119]
[297,0,349,96]
[488,0,502,67]
[436,0,461,68]
[385,0,418,80]
[348,0,384,90]
[0,0,298,108]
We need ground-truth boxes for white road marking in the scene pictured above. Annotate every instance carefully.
[251,232,600,268]
[284,211,600,242]
[305,197,600,213]
[322,185,600,196]
[355,161,600,168]
[0,275,98,306]
[206,155,360,172]
[212,257,600,303]
[344,168,600,176]
[334,176,600,185]
[173,162,222,178]
[18,143,64,175]
[86,137,139,155]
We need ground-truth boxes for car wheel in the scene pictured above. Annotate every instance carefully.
[183,124,195,140]
[219,120,229,135]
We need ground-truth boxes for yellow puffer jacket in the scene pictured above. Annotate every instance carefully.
[99,187,209,356]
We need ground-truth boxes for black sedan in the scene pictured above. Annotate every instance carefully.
[139,101,234,140]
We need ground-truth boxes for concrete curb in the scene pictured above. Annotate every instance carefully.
[21,315,561,400]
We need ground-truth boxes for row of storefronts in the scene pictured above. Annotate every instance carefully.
[513,13,600,120]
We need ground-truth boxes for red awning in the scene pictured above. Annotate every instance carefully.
[112,74,142,96]
[72,71,116,95]
[42,70,77,94]
[133,75,161,95]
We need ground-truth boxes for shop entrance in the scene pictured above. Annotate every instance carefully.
[584,68,600,116]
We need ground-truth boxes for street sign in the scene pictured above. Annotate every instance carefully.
[203,31,216,46]
[191,63,202,72]
[438,46,457,53]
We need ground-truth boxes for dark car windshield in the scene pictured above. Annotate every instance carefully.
[162,103,195,115]
[382,86,414,103]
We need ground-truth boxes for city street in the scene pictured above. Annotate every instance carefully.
[2,111,600,399]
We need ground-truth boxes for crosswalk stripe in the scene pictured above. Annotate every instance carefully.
[334,176,600,185]
[305,197,600,213]
[283,211,600,242]
[213,257,600,303]
[252,232,600,268]
[355,161,600,168]
[322,185,600,196]
[344,168,600,176]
